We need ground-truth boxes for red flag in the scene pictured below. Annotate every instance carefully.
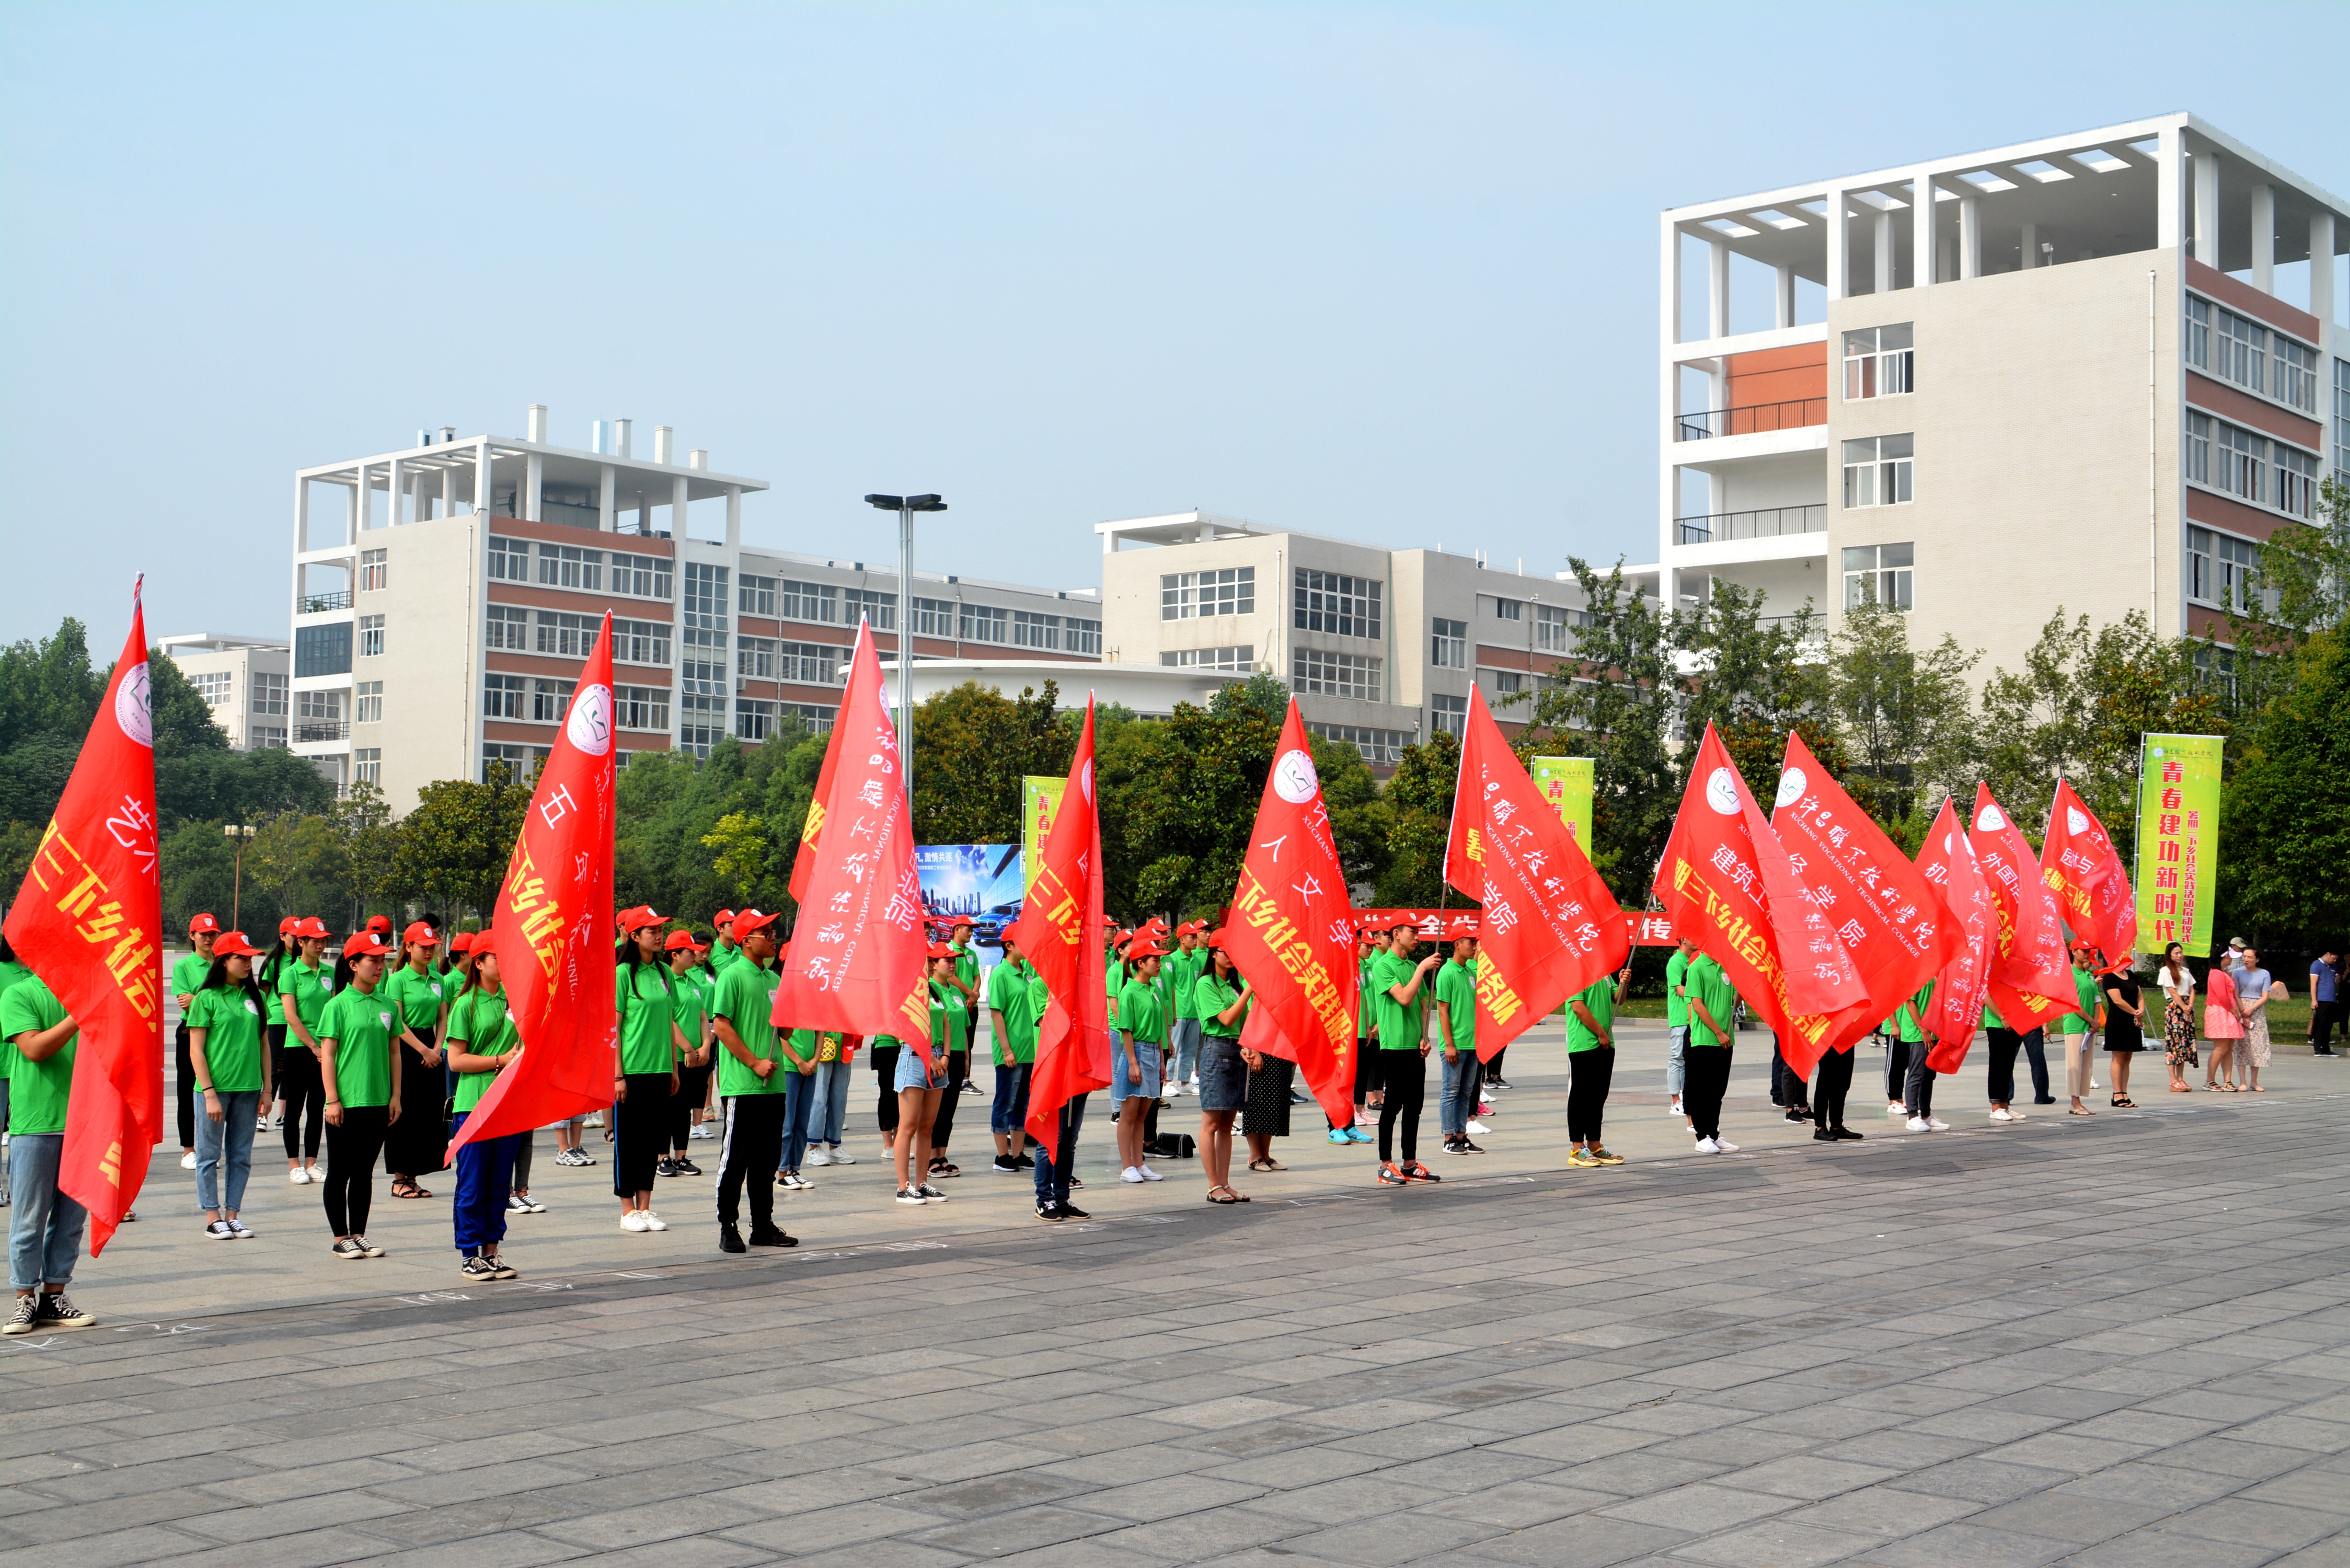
[1967,782,2080,1033]
[1914,797,1996,1071]
[1442,688,1627,1061]
[1768,731,1957,1061]
[1007,698,1111,1163]
[4,586,164,1256]
[1651,722,1871,1078]
[770,622,931,1063]
[447,613,619,1157]
[1221,700,1360,1128]
[786,620,863,903]
[2042,779,2136,972]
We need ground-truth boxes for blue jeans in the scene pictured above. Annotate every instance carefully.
[195,1089,260,1212]
[1032,1092,1088,1206]
[1169,1018,1203,1086]
[8,1134,85,1292]
[1439,1051,1483,1136]
[450,1111,519,1254]
[781,1067,819,1172]
[2021,1028,2052,1101]
[1667,1025,1689,1096]
[809,1058,853,1147]
[991,1062,1033,1138]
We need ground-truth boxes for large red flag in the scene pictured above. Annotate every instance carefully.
[5,587,164,1256]
[2042,778,2136,972]
[1768,731,1957,1063]
[771,623,931,1061]
[1221,700,1359,1128]
[1652,722,1870,1076]
[447,613,619,1156]
[1442,687,1627,1062]
[1967,782,2080,1033]
[1914,797,1996,1071]
[786,620,863,903]
[1007,698,1111,1163]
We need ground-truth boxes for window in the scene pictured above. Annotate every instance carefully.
[1842,544,1915,609]
[1160,567,1255,620]
[2338,359,2350,476]
[485,604,529,651]
[912,597,955,637]
[1534,604,1580,652]
[295,622,350,677]
[2276,445,2319,520]
[1841,434,1914,508]
[610,553,672,601]
[615,684,670,732]
[2214,305,2266,394]
[778,642,842,685]
[778,580,838,624]
[739,574,777,617]
[1012,610,1062,650]
[532,610,601,660]
[537,542,605,592]
[192,671,234,707]
[356,614,384,658]
[487,536,531,582]
[294,689,342,744]
[481,743,545,785]
[1294,648,1383,700]
[1431,618,1467,669]
[1293,569,1381,639]
[1067,617,1101,655]
[532,678,575,724]
[2274,337,2319,414]
[682,562,729,665]
[483,674,525,720]
[1842,323,1914,400]
[354,681,383,724]
[1161,645,1254,671]
[738,638,777,679]
[1430,693,1467,737]
[353,748,381,787]
[960,604,1009,644]
[610,617,671,667]
[2188,526,2260,612]
[359,548,387,593]
[2185,411,2211,486]
[1306,722,1407,766]
[1490,597,1522,621]
[2217,421,2265,505]
[843,588,895,629]
[250,672,287,716]
[1490,670,1524,695]
[2183,296,2209,370]
[735,700,776,743]
[250,727,286,749]
[679,653,728,758]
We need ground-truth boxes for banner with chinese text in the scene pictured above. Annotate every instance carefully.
[1020,776,1065,896]
[1529,756,1595,849]
[2134,734,2222,959]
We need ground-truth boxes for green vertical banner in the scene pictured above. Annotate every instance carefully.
[1529,756,1595,850]
[1021,775,1067,896]
[2135,734,2223,959]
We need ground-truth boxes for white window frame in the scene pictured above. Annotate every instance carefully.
[250,672,287,716]
[1842,543,1915,610]
[1160,567,1256,620]
[2187,525,2260,612]
[359,548,387,593]
[1294,648,1383,700]
[531,678,576,724]
[1293,569,1382,640]
[615,684,670,732]
[483,674,524,720]
[353,747,381,787]
[1431,617,1467,669]
[1841,435,1914,509]
[353,681,383,724]
[1160,644,1254,672]
[1842,323,1914,400]
[356,614,385,658]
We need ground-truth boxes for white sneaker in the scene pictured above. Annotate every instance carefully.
[583,1113,604,1129]
[1714,1139,1739,1152]
[621,1210,649,1232]
[1121,1167,1146,1184]
[806,1147,833,1167]
[1989,1107,2014,1122]
[1467,1120,1490,1137]
[641,1210,667,1232]
[1887,1102,1907,1117]
[1926,1118,1950,1131]
[828,1145,855,1165]
[1694,1137,1720,1154]
[290,1168,310,1184]
[690,1124,713,1140]
[1667,1101,1684,1117]
[1906,1116,1931,1132]
[1138,1165,1164,1182]
[180,1151,197,1170]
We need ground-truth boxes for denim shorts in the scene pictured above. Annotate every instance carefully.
[1197,1036,1247,1111]
[894,1044,948,1093]
[1113,1040,1162,1101]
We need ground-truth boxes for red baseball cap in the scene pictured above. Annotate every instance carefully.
[278,916,299,936]
[619,905,668,933]
[447,931,473,954]
[664,930,699,952]
[731,908,781,937]
[1127,940,1169,961]
[403,920,438,946]
[927,942,959,960]
[293,917,330,939]
[212,931,262,958]
[342,932,392,959]
[189,913,220,935]
[715,909,738,926]
[365,915,393,935]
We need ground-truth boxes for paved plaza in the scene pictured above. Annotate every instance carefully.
[3,1028,2347,1568]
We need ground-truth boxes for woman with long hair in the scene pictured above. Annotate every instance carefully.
[889,947,960,1206]
[274,918,333,1184]
[381,924,451,1201]
[447,947,522,1279]
[2203,949,2244,1090]
[318,932,401,1260]
[2156,943,2197,1091]
[2233,946,2274,1092]
[1193,933,1252,1205]
[613,909,687,1232]
[2103,962,2146,1108]
[660,930,712,1179]
[187,932,272,1240]
[1114,941,1169,1185]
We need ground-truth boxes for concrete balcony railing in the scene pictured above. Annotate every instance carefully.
[1672,397,1827,442]
[1676,504,1826,546]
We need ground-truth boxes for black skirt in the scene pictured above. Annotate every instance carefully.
[384,1028,450,1176]
[1243,1055,1295,1138]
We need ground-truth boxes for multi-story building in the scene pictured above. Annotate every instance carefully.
[1656,114,2345,677]
[289,406,1099,807]
[156,633,290,752]
[1095,511,1593,766]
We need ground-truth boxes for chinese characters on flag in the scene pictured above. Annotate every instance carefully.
[1007,699,1112,1164]
[1967,782,2080,1033]
[1442,687,1627,1062]
[4,586,164,1256]
[2041,778,2136,972]
[1914,797,1998,1071]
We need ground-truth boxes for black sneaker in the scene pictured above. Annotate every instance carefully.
[748,1228,797,1248]
[488,1254,518,1279]
[1457,1139,1484,1154]
[3,1295,38,1335]
[1812,1127,1837,1142]
[1013,1152,1035,1169]
[461,1254,500,1281]
[1783,1106,1810,1123]
[1058,1202,1090,1219]
[672,1157,702,1177]
[1832,1126,1865,1141]
[1484,1076,1512,1090]
[35,1293,95,1330]
[992,1155,1020,1174]
[1035,1203,1064,1222]
[655,1157,678,1179]
[718,1224,747,1254]
[332,1238,366,1261]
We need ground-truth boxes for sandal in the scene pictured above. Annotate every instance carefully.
[2067,1107,2093,1116]
[1246,1158,1287,1173]
[391,1180,427,1200]
[1205,1185,1247,1205]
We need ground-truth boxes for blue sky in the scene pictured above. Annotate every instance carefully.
[3,2,2343,645]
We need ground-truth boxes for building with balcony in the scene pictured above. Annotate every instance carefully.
[1095,511,1594,767]
[1658,114,2346,675]
[156,633,290,752]
[289,407,1099,805]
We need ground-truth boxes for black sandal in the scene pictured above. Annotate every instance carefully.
[391,1180,428,1200]
[1247,1157,1287,1173]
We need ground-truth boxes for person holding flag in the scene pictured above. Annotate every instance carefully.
[446,942,523,1279]
[1434,926,1483,1157]
[710,908,793,1251]
[985,933,1041,1176]
[1370,920,1443,1185]
[1681,949,1741,1154]
[3,966,97,1332]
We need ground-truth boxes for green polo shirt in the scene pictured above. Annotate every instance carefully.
[1897,979,1934,1043]
[1563,976,1614,1053]
[712,959,785,1097]
[616,962,680,1075]
[2060,967,2099,1034]
[0,958,31,1083]
[317,985,395,1108]
[1357,949,1380,1039]
[988,958,1041,1064]
[0,975,77,1134]
[1433,959,1479,1055]
[1196,971,1249,1039]
[1166,946,1203,1020]
[711,940,744,974]
[1685,955,1737,1046]
[1118,976,1166,1046]
[929,982,970,1056]
[670,965,708,1050]
[1664,949,1690,1027]
[447,985,519,1113]
[170,950,210,1006]
[187,982,267,1093]
[1371,947,1429,1051]
[257,951,287,1025]
[278,958,331,1035]
[382,964,448,1033]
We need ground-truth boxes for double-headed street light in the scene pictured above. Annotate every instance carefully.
[864,493,947,790]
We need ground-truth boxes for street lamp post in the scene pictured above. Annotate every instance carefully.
[224,823,256,930]
[863,493,948,793]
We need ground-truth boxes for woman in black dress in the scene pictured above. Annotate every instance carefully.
[2102,966,2146,1108]
[1241,1033,1296,1174]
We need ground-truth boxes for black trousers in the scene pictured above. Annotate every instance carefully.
[2312,999,2341,1046]
[717,1094,787,1233]
[1812,1048,1853,1130]
[1884,1036,1910,1102]
[322,1105,389,1237]
[2021,1028,2051,1101]
[930,1051,969,1150]
[1377,1050,1424,1163]
[278,1036,325,1160]
[1904,1052,1936,1117]
[671,1062,711,1151]
[1684,1045,1733,1142]
[872,1046,901,1134]
[1567,1046,1614,1144]
[1769,1042,1806,1108]
[1987,1028,2021,1103]
[176,1022,197,1149]
[615,1073,671,1195]
[1484,1046,1506,1079]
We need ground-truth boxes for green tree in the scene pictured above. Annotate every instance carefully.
[1373,728,1456,907]
[0,618,103,754]
[246,811,352,927]
[701,810,777,910]
[910,680,1077,845]
[160,818,239,936]
[1828,598,1977,834]
[2218,627,2350,948]
[391,776,530,920]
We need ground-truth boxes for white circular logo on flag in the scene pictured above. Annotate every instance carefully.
[1705,766,1741,816]
[1943,831,1957,854]
[1080,758,1095,804]
[566,683,614,756]
[1976,803,2006,832]
[1775,768,1807,809]
[116,660,153,748]
[2066,807,2090,835]
[1273,748,1318,805]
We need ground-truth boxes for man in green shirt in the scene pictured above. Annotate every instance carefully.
[946,919,983,1105]
[709,908,792,1253]
[986,936,1043,1174]
[1370,920,1444,1183]
[1663,934,1696,1119]
[1564,961,1633,1167]
[1165,923,1206,1098]
[1682,952,1741,1155]
[709,910,743,973]
[2,971,97,1333]
[1434,928,1485,1157]
[1896,980,1940,1129]
[171,913,221,1169]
